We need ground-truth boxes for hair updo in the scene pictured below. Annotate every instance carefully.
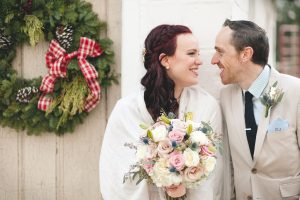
[141,24,192,121]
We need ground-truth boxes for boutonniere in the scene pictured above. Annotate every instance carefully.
[260,81,284,118]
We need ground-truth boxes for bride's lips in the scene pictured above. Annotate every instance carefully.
[190,68,199,76]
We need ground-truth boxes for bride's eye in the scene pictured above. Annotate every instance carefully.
[188,51,196,56]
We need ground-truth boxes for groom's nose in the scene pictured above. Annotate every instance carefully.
[211,53,219,65]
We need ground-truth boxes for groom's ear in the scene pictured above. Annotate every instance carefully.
[240,46,253,63]
[159,53,170,69]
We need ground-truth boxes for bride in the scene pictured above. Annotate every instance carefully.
[99,24,228,200]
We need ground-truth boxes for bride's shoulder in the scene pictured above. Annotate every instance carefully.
[111,91,141,113]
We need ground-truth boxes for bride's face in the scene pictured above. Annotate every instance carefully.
[165,33,202,89]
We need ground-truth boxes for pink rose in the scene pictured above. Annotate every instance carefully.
[165,184,186,198]
[200,145,216,156]
[158,140,173,157]
[168,130,185,142]
[142,158,154,174]
[184,166,204,182]
[169,151,185,171]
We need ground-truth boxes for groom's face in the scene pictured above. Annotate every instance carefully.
[211,27,244,85]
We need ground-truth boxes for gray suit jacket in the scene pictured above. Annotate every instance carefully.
[221,67,300,200]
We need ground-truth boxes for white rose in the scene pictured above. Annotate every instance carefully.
[203,156,216,174]
[183,148,200,167]
[186,120,201,130]
[152,125,168,142]
[189,131,209,145]
[136,144,157,161]
[136,145,149,161]
[151,158,182,187]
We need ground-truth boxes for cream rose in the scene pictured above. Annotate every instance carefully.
[184,166,204,182]
[152,125,168,142]
[203,156,217,174]
[183,148,200,167]
[158,140,173,157]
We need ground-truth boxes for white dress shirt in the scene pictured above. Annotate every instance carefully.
[243,65,271,125]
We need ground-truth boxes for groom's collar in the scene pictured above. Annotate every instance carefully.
[246,65,271,98]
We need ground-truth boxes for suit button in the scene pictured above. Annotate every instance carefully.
[251,168,257,174]
[247,195,253,200]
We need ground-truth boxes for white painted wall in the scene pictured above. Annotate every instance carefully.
[249,0,277,68]
[122,0,276,99]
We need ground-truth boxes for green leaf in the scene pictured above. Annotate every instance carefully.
[272,81,278,87]
[3,103,20,117]
[147,130,153,140]
[187,124,193,134]
[160,115,170,124]
[84,12,96,21]
[132,171,139,180]
[277,92,284,103]
[139,123,148,130]
[136,174,146,185]
[5,13,14,23]
[185,112,193,121]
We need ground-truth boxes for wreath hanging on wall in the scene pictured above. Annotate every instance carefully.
[0,0,118,135]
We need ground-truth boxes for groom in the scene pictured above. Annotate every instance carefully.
[211,19,300,200]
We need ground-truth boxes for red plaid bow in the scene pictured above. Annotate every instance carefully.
[38,37,103,112]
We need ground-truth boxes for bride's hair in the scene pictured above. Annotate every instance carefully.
[141,24,192,121]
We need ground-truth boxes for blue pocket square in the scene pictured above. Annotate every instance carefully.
[267,118,289,133]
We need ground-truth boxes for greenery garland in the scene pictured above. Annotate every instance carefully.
[0,0,118,135]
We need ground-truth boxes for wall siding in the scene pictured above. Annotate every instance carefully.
[0,0,121,200]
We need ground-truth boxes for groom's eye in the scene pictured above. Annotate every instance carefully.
[217,50,223,56]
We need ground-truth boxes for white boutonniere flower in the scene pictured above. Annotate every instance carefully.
[260,81,284,118]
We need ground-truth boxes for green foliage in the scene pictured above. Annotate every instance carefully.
[0,0,118,135]
[22,15,44,46]
[46,76,89,129]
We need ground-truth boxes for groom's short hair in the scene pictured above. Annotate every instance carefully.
[223,19,269,66]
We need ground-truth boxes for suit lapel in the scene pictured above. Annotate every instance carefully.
[231,85,253,164]
[253,68,280,165]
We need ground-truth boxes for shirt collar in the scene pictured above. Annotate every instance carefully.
[247,65,270,98]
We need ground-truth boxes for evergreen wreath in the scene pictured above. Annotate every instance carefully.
[0,0,118,135]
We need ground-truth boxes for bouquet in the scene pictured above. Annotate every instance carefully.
[123,112,221,200]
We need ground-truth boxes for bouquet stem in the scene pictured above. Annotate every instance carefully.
[165,193,187,200]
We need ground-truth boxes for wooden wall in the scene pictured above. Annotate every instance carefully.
[0,0,121,199]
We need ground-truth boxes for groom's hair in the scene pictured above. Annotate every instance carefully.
[223,19,269,66]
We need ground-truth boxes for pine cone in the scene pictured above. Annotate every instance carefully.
[0,29,12,49]
[16,86,39,103]
[55,25,73,50]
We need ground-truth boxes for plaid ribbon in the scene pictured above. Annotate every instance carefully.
[38,37,103,112]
